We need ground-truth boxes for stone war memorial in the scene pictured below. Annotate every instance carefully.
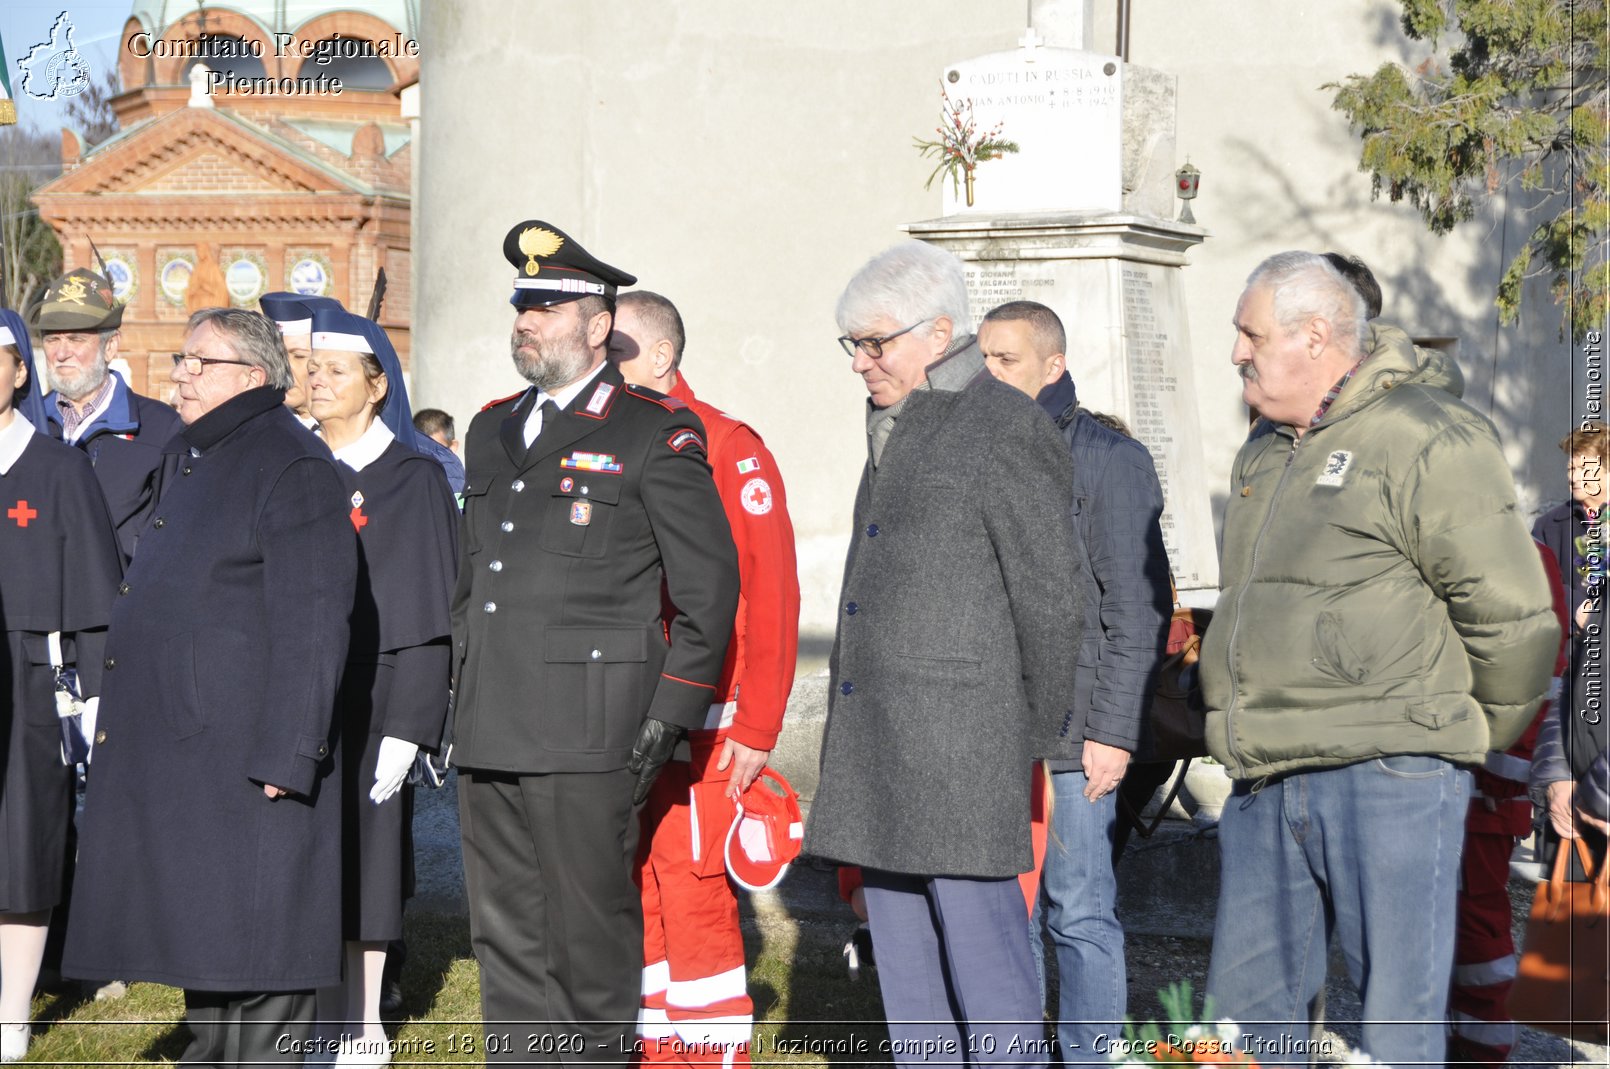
[908,19,1217,596]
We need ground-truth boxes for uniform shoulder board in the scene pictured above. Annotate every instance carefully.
[480,389,527,413]
[624,384,688,412]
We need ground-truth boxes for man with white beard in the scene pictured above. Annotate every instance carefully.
[31,267,180,564]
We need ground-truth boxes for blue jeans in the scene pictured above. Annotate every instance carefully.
[1040,770,1124,1063]
[1206,756,1471,1067]
[861,869,1046,1067]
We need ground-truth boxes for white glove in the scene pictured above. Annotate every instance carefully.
[80,698,99,763]
[370,736,418,805]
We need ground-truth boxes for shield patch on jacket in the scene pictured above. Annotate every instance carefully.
[1316,450,1353,487]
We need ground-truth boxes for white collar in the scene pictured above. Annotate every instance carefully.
[539,360,608,414]
[329,417,395,472]
[524,360,608,444]
[0,411,37,476]
[297,412,318,430]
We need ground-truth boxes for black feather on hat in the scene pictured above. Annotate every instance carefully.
[31,268,123,331]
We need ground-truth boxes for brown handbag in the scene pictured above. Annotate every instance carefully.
[1145,599,1212,765]
[1507,836,1610,1041]
[1118,594,1213,840]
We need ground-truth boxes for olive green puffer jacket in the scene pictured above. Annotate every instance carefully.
[1201,324,1560,780]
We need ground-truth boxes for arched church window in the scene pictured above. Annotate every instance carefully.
[178,35,266,82]
[303,37,393,89]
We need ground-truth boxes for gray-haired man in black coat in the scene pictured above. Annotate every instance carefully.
[805,242,1082,1066]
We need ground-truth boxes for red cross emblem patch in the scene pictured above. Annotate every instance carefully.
[741,478,773,516]
[8,500,37,527]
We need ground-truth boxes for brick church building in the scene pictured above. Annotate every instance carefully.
[31,0,418,399]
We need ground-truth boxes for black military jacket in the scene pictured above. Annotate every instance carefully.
[451,361,739,774]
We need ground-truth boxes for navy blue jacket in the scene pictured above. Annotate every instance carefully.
[43,373,182,563]
[64,386,357,991]
[1036,373,1171,764]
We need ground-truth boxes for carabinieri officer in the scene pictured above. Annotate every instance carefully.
[453,220,738,1064]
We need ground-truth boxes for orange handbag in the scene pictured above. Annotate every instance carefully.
[1507,836,1610,1042]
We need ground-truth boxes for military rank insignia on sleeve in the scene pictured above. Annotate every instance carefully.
[668,429,705,454]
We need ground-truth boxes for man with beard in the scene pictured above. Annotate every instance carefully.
[452,220,738,1062]
[32,267,181,564]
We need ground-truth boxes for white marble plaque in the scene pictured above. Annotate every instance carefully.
[940,47,1122,215]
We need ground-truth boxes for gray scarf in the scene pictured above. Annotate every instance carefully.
[866,332,981,468]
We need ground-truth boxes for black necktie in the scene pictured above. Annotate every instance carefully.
[526,399,560,458]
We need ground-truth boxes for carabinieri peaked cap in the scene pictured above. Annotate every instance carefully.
[259,292,342,335]
[31,267,123,332]
[503,220,636,309]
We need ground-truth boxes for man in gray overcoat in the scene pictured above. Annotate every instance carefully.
[804,242,1082,1065]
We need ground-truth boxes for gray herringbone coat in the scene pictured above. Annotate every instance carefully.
[805,360,1083,879]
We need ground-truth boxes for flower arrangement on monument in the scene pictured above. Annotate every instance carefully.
[913,81,1019,207]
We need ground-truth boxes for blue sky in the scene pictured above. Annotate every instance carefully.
[3,2,130,134]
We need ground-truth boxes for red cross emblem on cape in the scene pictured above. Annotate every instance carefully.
[8,500,37,527]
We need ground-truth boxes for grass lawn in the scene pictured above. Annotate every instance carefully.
[20,899,889,1066]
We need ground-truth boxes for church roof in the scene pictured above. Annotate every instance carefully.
[127,0,418,39]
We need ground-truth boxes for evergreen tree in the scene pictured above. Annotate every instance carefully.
[1330,0,1606,340]
[0,126,62,312]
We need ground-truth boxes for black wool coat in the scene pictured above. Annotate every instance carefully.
[452,362,739,773]
[63,386,357,992]
[805,360,1084,879]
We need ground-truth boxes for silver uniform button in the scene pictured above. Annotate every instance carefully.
[512,479,525,492]
[591,649,602,660]
[501,520,514,532]
[484,601,497,613]
[581,486,590,495]
[489,560,503,572]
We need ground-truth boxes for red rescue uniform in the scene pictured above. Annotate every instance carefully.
[636,374,799,1067]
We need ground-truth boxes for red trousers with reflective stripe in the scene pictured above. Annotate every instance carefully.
[636,757,752,1067]
[1449,830,1520,1067]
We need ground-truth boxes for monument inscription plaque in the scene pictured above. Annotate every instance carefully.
[941,47,1122,216]
[955,245,1215,590]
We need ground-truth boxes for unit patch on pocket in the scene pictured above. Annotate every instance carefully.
[570,501,593,526]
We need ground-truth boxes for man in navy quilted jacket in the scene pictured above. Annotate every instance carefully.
[979,300,1172,1061]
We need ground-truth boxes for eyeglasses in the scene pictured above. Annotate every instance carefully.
[837,319,930,360]
[172,353,256,375]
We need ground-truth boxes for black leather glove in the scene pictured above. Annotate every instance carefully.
[627,717,685,806]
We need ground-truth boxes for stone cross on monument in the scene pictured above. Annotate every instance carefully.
[907,2,1219,594]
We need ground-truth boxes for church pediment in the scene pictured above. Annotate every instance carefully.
[36,107,366,197]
